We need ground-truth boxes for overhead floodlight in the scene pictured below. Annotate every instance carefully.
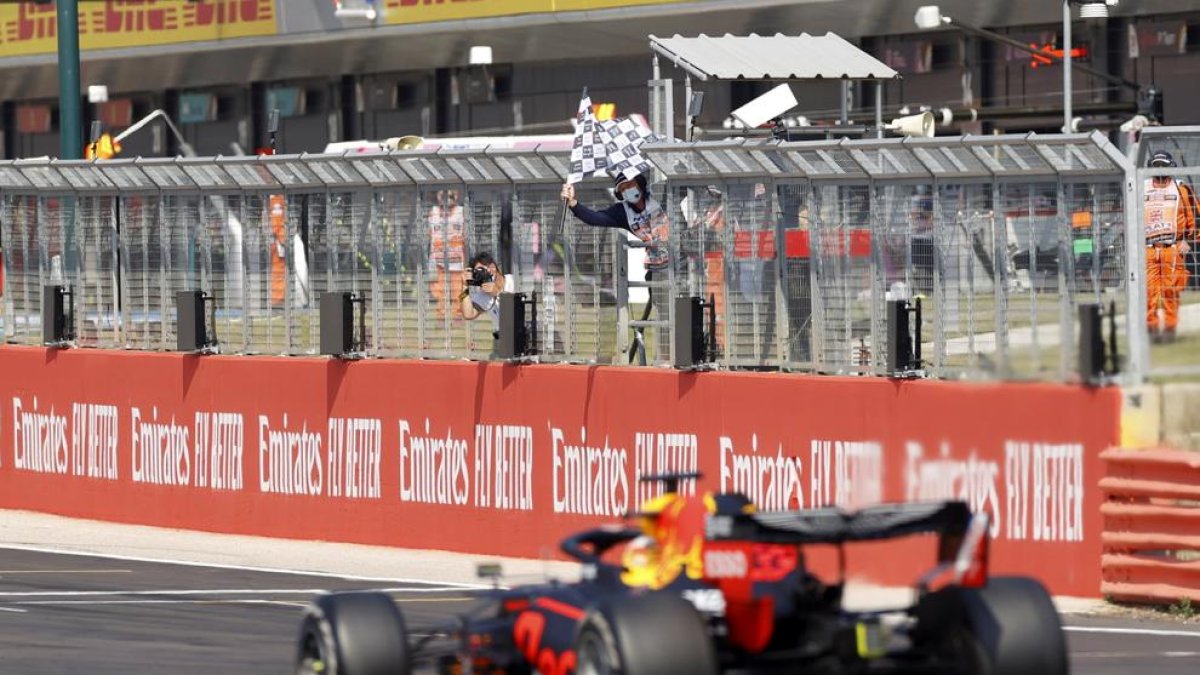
[730,83,798,130]
[334,0,380,22]
[469,45,494,65]
[914,6,947,30]
[1077,0,1118,19]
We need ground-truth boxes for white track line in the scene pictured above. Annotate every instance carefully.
[0,543,489,589]
[10,599,310,608]
[0,586,472,598]
[1075,651,1200,658]
[0,569,132,574]
[0,607,28,613]
[1065,626,1200,638]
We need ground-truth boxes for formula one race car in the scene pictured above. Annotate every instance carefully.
[294,474,1067,675]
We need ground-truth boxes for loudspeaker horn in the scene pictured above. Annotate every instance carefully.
[887,112,935,138]
[386,135,425,151]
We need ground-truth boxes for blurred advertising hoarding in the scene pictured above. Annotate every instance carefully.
[379,0,680,25]
[0,0,276,57]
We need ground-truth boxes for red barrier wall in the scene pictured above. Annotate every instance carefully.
[0,346,1120,595]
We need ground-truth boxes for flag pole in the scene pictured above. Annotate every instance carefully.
[559,86,589,236]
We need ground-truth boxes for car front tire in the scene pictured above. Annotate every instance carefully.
[295,591,411,675]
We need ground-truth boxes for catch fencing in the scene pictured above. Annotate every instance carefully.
[645,132,1131,379]
[1131,127,1200,380]
[0,132,1134,381]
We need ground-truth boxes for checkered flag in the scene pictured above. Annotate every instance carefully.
[598,116,659,181]
[567,90,609,185]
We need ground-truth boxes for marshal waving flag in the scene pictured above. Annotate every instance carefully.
[567,89,662,184]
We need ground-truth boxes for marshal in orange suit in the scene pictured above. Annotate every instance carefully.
[1144,151,1196,343]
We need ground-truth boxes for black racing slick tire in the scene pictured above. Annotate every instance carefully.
[961,576,1069,675]
[295,592,412,675]
[573,593,719,675]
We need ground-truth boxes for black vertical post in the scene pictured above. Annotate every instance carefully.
[529,291,539,356]
[886,300,911,374]
[1078,303,1104,384]
[707,293,717,362]
[913,297,922,368]
[1107,300,1120,376]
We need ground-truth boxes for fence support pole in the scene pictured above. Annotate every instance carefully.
[57,0,82,160]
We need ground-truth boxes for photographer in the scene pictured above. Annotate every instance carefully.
[459,251,509,345]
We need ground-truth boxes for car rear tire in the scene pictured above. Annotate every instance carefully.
[295,591,411,675]
[960,576,1068,675]
[574,593,719,675]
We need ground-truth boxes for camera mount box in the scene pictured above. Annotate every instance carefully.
[498,292,539,362]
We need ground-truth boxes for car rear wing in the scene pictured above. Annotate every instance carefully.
[705,500,990,590]
[706,501,972,544]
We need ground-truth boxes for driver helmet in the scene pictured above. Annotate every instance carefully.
[619,535,661,587]
[633,493,679,539]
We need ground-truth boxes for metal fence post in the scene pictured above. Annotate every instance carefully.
[57,0,82,161]
[1057,179,1072,381]
[773,180,787,367]
[1126,164,1147,382]
[991,180,1009,377]
[615,234,629,361]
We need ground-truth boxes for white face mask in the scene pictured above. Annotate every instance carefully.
[622,187,642,204]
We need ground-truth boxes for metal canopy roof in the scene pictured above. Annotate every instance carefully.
[441,152,509,185]
[965,137,1055,178]
[395,153,462,185]
[304,155,371,189]
[135,159,198,192]
[263,158,324,192]
[904,139,992,180]
[17,162,69,191]
[98,162,157,193]
[639,134,1125,184]
[1032,133,1127,177]
[347,156,413,187]
[698,146,772,177]
[55,162,116,193]
[640,144,717,180]
[848,142,931,180]
[178,161,239,190]
[783,143,868,181]
[488,150,560,184]
[648,33,900,82]
[221,158,281,191]
[747,146,804,179]
[0,164,32,189]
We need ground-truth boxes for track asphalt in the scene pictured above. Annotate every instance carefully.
[0,547,1195,674]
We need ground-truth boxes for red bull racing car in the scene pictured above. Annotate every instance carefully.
[295,474,1068,675]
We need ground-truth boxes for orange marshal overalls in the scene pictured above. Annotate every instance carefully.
[428,202,465,318]
[1144,179,1196,332]
[270,195,287,308]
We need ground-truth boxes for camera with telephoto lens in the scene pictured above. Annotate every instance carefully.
[467,266,494,287]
